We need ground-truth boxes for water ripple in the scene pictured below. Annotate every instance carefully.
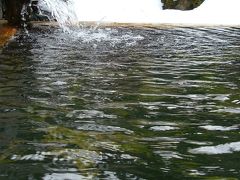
[0,26,240,179]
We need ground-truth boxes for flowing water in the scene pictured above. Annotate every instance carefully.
[0,26,240,179]
[37,0,240,26]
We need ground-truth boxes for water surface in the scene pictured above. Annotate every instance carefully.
[0,26,240,179]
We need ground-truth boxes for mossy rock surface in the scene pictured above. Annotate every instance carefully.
[162,0,205,10]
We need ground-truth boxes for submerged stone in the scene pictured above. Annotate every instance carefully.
[0,24,17,47]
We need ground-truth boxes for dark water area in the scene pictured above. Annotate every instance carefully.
[0,26,240,179]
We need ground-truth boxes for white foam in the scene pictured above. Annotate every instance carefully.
[73,0,240,25]
[74,0,163,24]
[43,173,91,180]
[40,0,240,26]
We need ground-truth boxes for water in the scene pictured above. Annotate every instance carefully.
[38,0,240,25]
[39,0,163,24]
[38,0,78,29]
[0,26,240,179]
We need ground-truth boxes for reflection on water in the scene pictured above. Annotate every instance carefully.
[0,26,240,179]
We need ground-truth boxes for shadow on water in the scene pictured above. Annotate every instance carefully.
[0,26,240,179]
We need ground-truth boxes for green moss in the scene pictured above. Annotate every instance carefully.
[162,0,178,9]
[43,126,95,150]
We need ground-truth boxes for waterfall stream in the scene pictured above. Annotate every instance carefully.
[38,0,240,27]
[39,0,78,30]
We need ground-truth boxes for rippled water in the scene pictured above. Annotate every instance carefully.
[0,26,240,179]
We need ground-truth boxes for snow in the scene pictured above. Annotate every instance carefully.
[72,0,240,25]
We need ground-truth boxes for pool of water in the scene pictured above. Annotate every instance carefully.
[0,26,240,179]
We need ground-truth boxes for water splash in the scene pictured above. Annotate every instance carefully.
[38,0,78,30]
[51,27,144,47]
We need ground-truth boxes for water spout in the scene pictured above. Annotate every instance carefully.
[38,0,78,30]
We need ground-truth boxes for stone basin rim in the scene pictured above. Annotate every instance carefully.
[1,20,240,29]
[31,21,240,29]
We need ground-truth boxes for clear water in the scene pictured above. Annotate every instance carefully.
[0,26,240,179]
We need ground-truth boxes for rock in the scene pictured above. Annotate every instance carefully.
[0,0,3,19]
[0,25,17,47]
[162,0,205,10]
[2,0,37,25]
[176,0,193,10]
[3,0,31,25]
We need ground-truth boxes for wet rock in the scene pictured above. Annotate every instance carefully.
[2,0,47,25]
[0,25,17,47]
[162,0,205,10]
[0,0,3,19]
[4,0,27,25]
